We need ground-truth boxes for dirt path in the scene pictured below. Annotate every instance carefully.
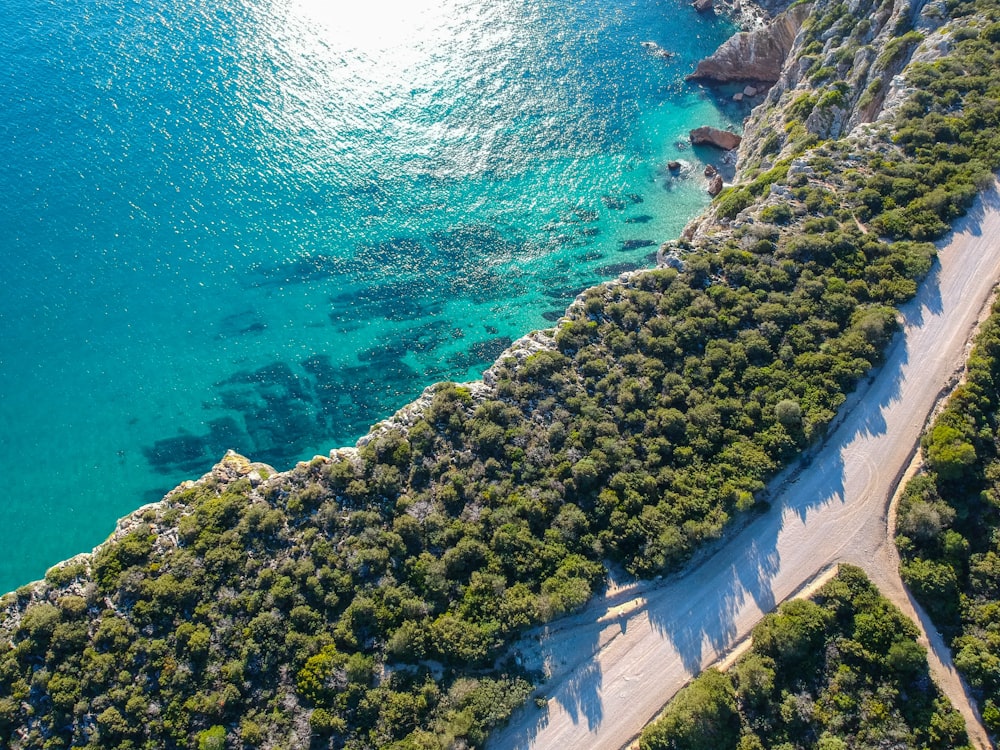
[868,449,993,750]
[488,183,1000,750]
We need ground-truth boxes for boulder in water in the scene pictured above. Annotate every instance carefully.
[690,126,742,150]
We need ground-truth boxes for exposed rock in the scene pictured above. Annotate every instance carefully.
[667,160,682,171]
[704,164,719,177]
[805,102,848,139]
[640,41,675,60]
[687,3,811,85]
[690,126,742,150]
[743,85,758,97]
[657,242,686,269]
[692,0,714,12]
[707,174,725,196]
[732,92,745,102]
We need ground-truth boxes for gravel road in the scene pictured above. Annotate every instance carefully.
[489,183,1000,750]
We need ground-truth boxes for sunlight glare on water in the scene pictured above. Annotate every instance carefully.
[247,0,534,185]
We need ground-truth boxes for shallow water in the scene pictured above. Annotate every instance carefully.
[0,0,737,592]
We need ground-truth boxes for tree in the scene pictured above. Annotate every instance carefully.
[640,669,740,750]
[197,726,227,750]
[774,399,802,427]
[924,424,976,481]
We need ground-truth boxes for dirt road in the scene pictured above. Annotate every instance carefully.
[489,184,1000,750]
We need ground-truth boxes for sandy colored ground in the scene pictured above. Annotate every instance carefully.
[488,183,1000,750]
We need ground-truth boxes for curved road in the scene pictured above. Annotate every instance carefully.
[489,183,1000,750]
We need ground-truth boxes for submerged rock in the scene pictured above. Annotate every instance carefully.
[692,0,714,12]
[640,41,675,60]
[620,239,657,251]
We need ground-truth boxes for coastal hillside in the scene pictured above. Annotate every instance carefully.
[3,0,1000,748]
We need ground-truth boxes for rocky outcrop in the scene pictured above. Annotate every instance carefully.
[692,0,714,13]
[707,174,725,195]
[690,126,742,150]
[687,2,811,84]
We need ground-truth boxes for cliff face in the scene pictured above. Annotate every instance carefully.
[738,0,951,170]
[683,0,956,238]
[687,3,810,84]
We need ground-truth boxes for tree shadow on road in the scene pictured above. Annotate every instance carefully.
[559,660,604,732]
[645,531,780,673]
[488,225,961,748]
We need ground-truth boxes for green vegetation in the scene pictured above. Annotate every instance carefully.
[896,299,1000,742]
[3,0,1000,747]
[639,567,970,750]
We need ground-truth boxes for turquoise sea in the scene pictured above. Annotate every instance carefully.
[0,0,737,593]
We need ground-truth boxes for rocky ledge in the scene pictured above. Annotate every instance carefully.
[687,2,810,84]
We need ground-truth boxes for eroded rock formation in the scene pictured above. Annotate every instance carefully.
[687,3,811,84]
[689,126,742,150]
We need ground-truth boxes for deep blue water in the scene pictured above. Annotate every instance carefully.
[0,0,737,592]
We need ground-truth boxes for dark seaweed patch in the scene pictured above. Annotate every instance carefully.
[205,416,247,456]
[356,237,431,267]
[597,262,642,276]
[218,310,268,338]
[619,239,656,252]
[568,208,599,223]
[329,279,443,324]
[254,254,351,286]
[471,337,513,361]
[542,310,565,321]
[625,214,654,224]
[143,433,214,475]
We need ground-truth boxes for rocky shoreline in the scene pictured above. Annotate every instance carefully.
[1,3,789,603]
[3,0,957,606]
